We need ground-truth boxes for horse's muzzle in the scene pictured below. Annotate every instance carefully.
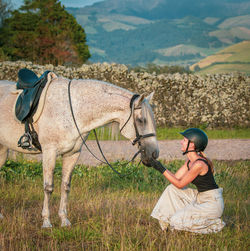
[140,147,159,166]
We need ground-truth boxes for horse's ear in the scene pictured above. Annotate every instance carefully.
[135,92,154,107]
[135,93,146,107]
[145,92,154,104]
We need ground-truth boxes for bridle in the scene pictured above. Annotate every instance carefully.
[68,80,156,177]
[119,94,156,146]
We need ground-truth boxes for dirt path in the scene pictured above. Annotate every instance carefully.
[76,139,250,166]
[8,139,249,166]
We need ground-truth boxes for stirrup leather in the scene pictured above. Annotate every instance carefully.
[17,120,41,151]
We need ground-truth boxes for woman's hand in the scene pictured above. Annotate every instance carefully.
[143,159,166,174]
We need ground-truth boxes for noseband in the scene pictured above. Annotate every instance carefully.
[120,94,156,146]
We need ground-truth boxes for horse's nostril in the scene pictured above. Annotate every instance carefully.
[152,151,158,159]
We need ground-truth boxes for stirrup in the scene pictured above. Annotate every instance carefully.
[18,133,36,151]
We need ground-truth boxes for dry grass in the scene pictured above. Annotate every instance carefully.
[197,64,250,75]
[190,54,232,71]
[0,159,249,250]
[190,40,250,74]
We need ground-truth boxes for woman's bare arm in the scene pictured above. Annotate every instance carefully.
[162,162,203,189]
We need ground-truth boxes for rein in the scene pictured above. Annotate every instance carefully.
[68,80,145,177]
[68,80,144,177]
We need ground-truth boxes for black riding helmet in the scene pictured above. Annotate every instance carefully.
[180,128,208,155]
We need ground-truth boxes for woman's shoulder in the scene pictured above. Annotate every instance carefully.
[190,157,209,167]
[192,158,209,175]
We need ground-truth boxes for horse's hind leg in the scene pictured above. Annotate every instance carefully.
[0,145,8,168]
[41,148,56,228]
[58,151,80,227]
[0,145,8,219]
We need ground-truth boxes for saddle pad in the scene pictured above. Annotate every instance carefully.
[12,72,58,123]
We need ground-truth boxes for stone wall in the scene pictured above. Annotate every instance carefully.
[0,61,249,128]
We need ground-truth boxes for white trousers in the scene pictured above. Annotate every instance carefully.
[151,184,225,234]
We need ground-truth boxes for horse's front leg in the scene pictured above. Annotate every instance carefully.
[59,151,80,227]
[41,148,57,228]
[0,145,8,219]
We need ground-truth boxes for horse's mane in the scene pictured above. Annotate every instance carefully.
[96,122,120,141]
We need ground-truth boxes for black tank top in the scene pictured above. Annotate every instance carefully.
[187,158,218,192]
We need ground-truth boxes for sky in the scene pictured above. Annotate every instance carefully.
[11,0,104,9]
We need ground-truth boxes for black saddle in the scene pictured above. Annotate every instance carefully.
[15,68,51,122]
[15,68,51,151]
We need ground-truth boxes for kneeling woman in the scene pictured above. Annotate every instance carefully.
[149,128,225,234]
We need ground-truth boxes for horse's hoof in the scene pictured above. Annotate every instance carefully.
[42,218,52,228]
[61,218,71,227]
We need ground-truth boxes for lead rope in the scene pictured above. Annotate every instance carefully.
[68,80,141,177]
[93,129,142,177]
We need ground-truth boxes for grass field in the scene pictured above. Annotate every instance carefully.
[0,159,249,250]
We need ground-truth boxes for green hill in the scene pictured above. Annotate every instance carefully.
[71,12,250,66]
[190,41,250,74]
[67,0,250,66]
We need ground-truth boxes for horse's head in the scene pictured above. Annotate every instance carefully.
[120,93,159,166]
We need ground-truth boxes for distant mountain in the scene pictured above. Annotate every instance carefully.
[76,0,250,19]
[190,41,250,74]
[67,0,250,66]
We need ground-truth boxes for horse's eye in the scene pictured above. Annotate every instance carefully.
[136,118,146,124]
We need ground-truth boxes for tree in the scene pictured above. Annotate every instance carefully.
[0,0,90,65]
[0,0,11,27]
[0,0,12,60]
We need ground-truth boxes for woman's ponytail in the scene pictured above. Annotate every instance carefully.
[199,151,215,173]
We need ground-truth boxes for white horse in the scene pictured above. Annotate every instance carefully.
[0,75,159,228]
